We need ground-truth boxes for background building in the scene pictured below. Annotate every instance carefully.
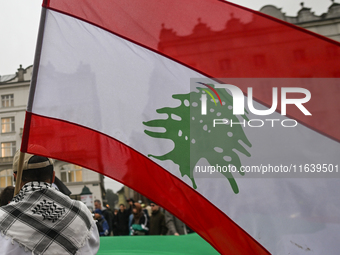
[117,185,150,207]
[0,65,105,208]
[260,1,340,42]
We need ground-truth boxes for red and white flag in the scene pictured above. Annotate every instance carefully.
[22,0,340,254]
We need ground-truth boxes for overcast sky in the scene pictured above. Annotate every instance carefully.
[0,0,333,192]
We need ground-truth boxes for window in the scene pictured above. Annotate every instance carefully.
[0,169,13,188]
[60,164,83,183]
[1,117,15,133]
[1,142,16,157]
[1,94,14,108]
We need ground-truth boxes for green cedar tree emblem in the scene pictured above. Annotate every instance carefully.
[143,84,251,194]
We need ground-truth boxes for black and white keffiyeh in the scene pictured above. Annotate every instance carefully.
[0,182,94,255]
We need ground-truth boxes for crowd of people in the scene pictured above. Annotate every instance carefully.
[92,198,193,237]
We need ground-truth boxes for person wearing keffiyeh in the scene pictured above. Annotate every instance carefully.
[0,150,100,255]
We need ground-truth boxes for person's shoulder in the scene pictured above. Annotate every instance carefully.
[73,199,92,212]
[51,190,86,208]
[67,198,94,219]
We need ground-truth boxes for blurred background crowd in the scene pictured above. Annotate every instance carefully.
[93,198,194,237]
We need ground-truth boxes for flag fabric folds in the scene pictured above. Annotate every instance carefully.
[22,0,340,254]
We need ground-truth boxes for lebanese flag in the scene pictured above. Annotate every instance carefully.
[22,0,340,254]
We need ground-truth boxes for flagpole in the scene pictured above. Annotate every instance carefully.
[14,151,25,196]
[13,8,48,197]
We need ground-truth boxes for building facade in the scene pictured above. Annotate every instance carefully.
[117,185,150,207]
[260,1,340,42]
[0,65,105,208]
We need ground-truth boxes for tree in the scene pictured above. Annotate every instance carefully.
[143,84,251,193]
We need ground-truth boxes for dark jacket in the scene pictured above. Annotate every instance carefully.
[130,212,149,235]
[117,209,129,235]
[149,209,168,235]
[102,208,113,235]
[96,215,109,236]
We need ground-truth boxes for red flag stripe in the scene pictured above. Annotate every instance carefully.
[23,112,270,255]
